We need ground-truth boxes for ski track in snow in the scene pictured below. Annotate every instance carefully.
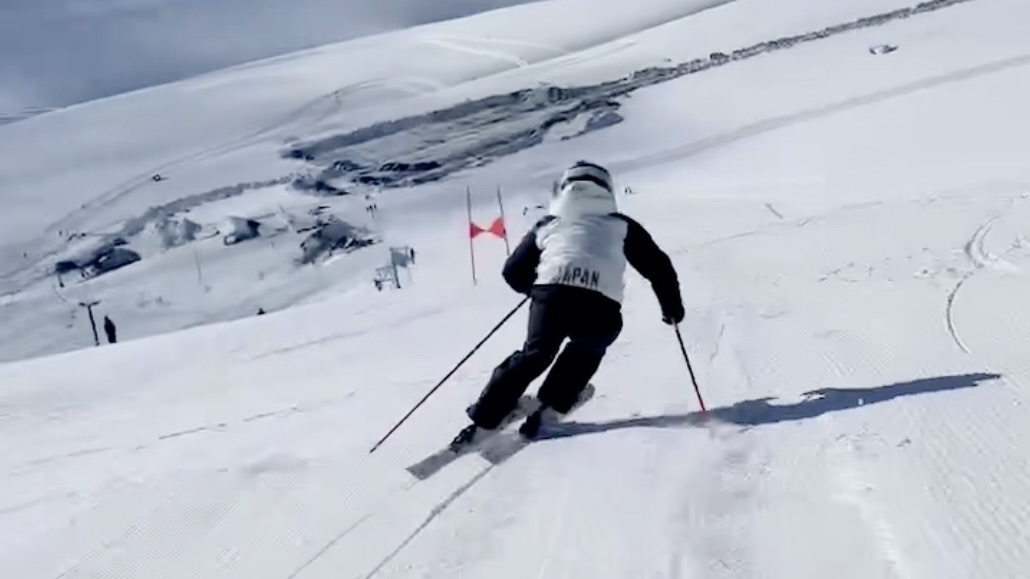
[667,413,762,577]
[945,275,973,354]
[285,513,373,579]
[422,34,567,56]
[815,355,907,578]
[830,435,911,578]
[668,304,758,576]
[764,203,785,219]
[531,476,571,579]
[361,463,498,579]
[947,197,1024,354]
[418,37,533,68]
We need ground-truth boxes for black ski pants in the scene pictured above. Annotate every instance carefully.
[467,285,623,429]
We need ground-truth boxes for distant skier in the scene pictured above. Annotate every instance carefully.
[103,315,117,344]
[453,160,685,445]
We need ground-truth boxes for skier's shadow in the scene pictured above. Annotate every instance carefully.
[532,372,1002,442]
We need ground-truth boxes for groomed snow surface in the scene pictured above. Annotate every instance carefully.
[3,0,1030,576]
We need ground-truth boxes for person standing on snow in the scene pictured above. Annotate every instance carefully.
[103,315,118,344]
[453,160,685,446]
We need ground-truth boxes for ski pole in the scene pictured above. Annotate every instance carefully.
[674,324,707,412]
[369,296,530,453]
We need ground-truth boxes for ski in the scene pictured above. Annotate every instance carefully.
[480,383,596,465]
[405,395,538,480]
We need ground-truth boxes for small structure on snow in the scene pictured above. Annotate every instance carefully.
[221,216,262,245]
[374,246,415,290]
[298,217,376,264]
[374,265,400,291]
[389,245,414,268]
[153,216,201,249]
[82,247,142,278]
[54,238,140,280]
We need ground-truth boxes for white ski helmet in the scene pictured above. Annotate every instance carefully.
[550,160,617,217]
[558,160,613,192]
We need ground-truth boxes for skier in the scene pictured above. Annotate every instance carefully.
[103,315,117,344]
[453,160,685,446]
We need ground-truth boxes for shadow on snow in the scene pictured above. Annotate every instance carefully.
[536,372,1003,441]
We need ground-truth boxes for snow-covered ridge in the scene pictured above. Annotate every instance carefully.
[285,0,977,190]
[0,106,57,127]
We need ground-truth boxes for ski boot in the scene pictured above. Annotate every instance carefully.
[519,406,560,439]
[518,383,597,440]
[449,424,478,451]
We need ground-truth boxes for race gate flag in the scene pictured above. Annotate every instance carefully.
[465,186,512,285]
[469,216,506,240]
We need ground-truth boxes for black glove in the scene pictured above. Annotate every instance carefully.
[661,301,685,325]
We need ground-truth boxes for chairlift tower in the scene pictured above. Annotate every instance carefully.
[79,299,101,346]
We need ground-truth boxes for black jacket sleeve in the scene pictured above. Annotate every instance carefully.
[501,216,554,294]
[616,214,683,319]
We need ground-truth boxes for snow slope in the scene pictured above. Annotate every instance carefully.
[4,0,1030,576]
[0,0,739,362]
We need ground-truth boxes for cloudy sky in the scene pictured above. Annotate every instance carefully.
[0,0,535,110]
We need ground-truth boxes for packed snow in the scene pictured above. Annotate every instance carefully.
[3,0,1030,577]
